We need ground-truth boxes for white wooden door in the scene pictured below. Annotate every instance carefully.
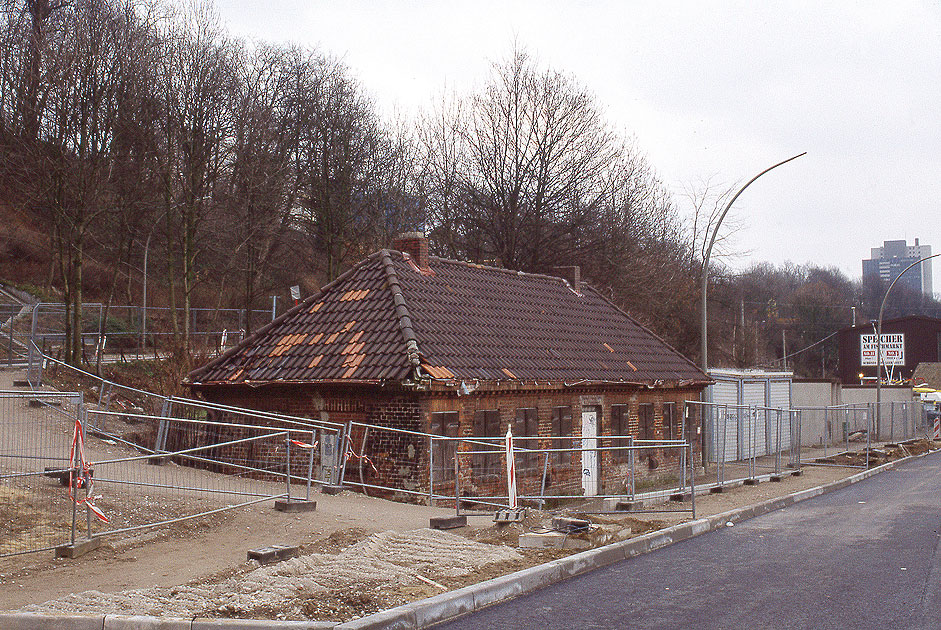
[581,408,599,496]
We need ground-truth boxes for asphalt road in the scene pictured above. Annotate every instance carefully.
[434,452,941,630]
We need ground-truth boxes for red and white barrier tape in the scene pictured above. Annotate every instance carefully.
[345,436,378,473]
[69,418,110,523]
[290,438,319,449]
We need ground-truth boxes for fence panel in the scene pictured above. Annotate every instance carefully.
[0,391,82,557]
[80,410,298,539]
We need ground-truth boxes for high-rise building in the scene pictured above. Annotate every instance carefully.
[862,239,933,296]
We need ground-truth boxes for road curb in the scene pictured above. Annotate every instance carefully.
[0,451,929,630]
[341,452,926,629]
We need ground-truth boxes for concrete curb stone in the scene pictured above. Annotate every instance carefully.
[1,451,927,630]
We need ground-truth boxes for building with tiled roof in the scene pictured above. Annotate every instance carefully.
[187,234,710,497]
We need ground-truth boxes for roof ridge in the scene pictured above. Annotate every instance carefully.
[385,249,578,288]
[379,249,422,373]
[187,251,386,383]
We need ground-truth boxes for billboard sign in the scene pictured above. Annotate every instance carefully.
[860,333,905,366]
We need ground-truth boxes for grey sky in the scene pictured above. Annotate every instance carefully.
[214,0,941,287]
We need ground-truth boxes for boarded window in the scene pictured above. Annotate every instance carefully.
[663,403,677,439]
[430,411,459,480]
[513,408,538,470]
[611,404,630,462]
[551,406,572,465]
[473,409,501,473]
[639,403,655,440]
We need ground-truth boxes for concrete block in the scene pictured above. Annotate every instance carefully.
[55,537,100,558]
[743,478,760,486]
[769,474,784,482]
[519,532,589,550]
[12,379,30,387]
[613,499,642,511]
[0,613,104,630]
[791,469,804,477]
[247,544,299,564]
[274,499,317,513]
[670,491,692,501]
[320,484,344,495]
[552,516,590,533]
[493,508,525,523]
[709,485,726,494]
[430,515,466,530]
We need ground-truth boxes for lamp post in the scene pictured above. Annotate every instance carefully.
[700,152,806,370]
[140,211,168,355]
[875,252,941,436]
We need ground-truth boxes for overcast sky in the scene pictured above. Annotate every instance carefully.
[214,0,941,288]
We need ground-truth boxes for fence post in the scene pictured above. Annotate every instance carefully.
[680,405,688,490]
[689,442,696,520]
[628,435,635,499]
[454,451,462,517]
[336,422,351,487]
[306,431,315,501]
[428,435,434,507]
[285,435,292,502]
[538,452,549,509]
[6,316,12,367]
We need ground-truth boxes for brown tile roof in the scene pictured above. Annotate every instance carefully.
[188,250,708,386]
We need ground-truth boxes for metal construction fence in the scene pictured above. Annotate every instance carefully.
[341,419,698,518]
[795,401,927,453]
[13,302,276,363]
[12,343,936,559]
[0,386,350,558]
[0,390,82,557]
[0,302,30,367]
[691,401,801,488]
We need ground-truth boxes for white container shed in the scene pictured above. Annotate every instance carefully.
[706,369,793,462]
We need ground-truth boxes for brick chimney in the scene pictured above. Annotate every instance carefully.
[392,232,430,270]
[554,265,581,294]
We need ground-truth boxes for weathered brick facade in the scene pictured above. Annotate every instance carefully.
[197,381,703,501]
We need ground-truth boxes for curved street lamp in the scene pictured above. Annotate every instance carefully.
[875,251,941,435]
[700,152,806,371]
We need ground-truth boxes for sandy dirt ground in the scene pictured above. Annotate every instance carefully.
[1,368,933,622]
